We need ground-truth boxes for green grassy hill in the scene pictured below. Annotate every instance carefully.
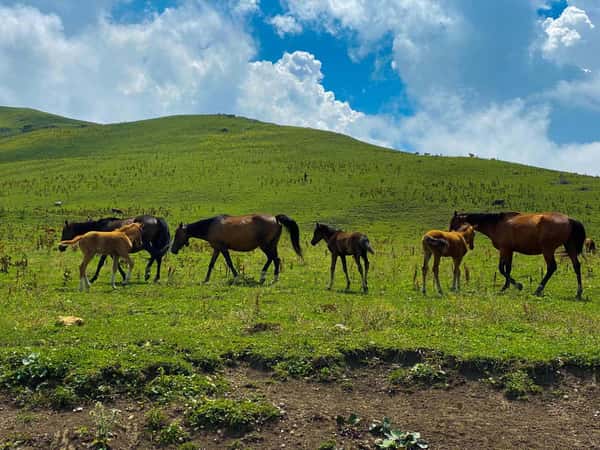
[0,107,599,412]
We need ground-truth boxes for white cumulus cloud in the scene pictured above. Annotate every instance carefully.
[268,14,303,37]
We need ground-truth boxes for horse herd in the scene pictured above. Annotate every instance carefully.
[58,210,588,299]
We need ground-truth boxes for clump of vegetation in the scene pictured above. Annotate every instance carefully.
[145,407,168,432]
[502,370,542,399]
[144,373,227,403]
[156,420,190,446]
[89,402,121,450]
[369,417,429,449]
[186,398,280,434]
[389,363,448,387]
[273,358,313,380]
[318,440,338,450]
[49,385,78,409]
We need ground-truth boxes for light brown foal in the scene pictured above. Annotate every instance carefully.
[422,224,474,295]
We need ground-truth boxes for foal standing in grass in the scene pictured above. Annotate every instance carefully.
[59,223,143,291]
[311,223,374,293]
[421,224,475,295]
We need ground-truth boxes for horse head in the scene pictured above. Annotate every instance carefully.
[311,223,324,246]
[171,223,189,254]
[449,211,470,231]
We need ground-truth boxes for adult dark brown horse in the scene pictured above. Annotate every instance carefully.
[171,214,302,283]
[310,223,374,293]
[59,215,170,283]
[449,211,586,299]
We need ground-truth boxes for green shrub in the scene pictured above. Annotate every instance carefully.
[503,370,541,399]
[186,398,280,434]
[389,363,447,387]
[145,373,227,403]
[157,420,189,446]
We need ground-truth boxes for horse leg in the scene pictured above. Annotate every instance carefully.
[353,254,366,293]
[204,248,220,283]
[89,254,107,283]
[534,250,558,297]
[328,253,337,290]
[79,253,93,292]
[144,255,154,282]
[154,255,162,283]
[221,249,239,281]
[567,248,583,300]
[111,256,119,289]
[504,251,523,290]
[451,257,461,291]
[433,254,443,295]
[259,246,273,284]
[272,247,281,283]
[363,252,370,293]
[123,255,134,285]
[422,250,432,295]
[340,255,350,290]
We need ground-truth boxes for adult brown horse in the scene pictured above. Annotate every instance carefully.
[449,211,586,299]
[171,214,302,283]
[422,224,474,295]
[310,223,374,293]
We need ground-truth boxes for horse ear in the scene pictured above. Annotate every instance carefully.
[64,220,68,226]
[179,222,183,228]
[316,222,320,227]
[453,211,458,217]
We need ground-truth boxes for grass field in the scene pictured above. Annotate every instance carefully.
[0,106,599,447]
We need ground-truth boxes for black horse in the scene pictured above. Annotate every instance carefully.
[59,215,170,283]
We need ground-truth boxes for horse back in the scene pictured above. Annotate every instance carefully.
[423,230,466,257]
[500,213,571,254]
[329,231,368,255]
[210,214,279,251]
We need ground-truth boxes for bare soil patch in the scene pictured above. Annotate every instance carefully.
[0,365,598,449]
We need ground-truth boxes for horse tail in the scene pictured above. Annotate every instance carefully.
[361,236,375,254]
[155,217,172,255]
[276,214,302,258]
[568,218,586,255]
[58,234,83,247]
[424,235,449,251]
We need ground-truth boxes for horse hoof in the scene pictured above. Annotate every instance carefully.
[534,289,543,297]
[144,274,150,282]
[516,283,524,291]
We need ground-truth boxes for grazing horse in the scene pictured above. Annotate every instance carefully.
[449,211,586,299]
[421,224,474,295]
[59,215,170,282]
[585,238,596,254]
[310,223,374,293]
[171,214,302,283]
[59,223,143,291]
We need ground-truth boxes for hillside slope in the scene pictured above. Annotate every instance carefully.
[0,107,598,236]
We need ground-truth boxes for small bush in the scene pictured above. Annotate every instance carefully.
[318,440,338,450]
[145,408,168,432]
[186,398,280,434]
[145,374,227,403]
[389,363,447,387]
[273,358,313,380]
[157,420,189,446]
[49,386,78,410]
[503,370,541,399]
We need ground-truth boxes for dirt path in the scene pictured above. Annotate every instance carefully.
[1,366,598,449]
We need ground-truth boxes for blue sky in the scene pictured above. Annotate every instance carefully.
[1,0,599,174]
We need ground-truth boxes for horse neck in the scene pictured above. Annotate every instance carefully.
[320,226,338,241]
[186,218,214,239]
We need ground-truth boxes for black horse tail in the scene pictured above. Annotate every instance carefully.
[155,217,172,255]
[361,236,375,254]
[276,214,302,258]
[568,218,586,255]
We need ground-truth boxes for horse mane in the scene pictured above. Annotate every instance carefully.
[460,212,519,226]
[186,215,228,238]
[66,217,123,235]
[317,223,341,238]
